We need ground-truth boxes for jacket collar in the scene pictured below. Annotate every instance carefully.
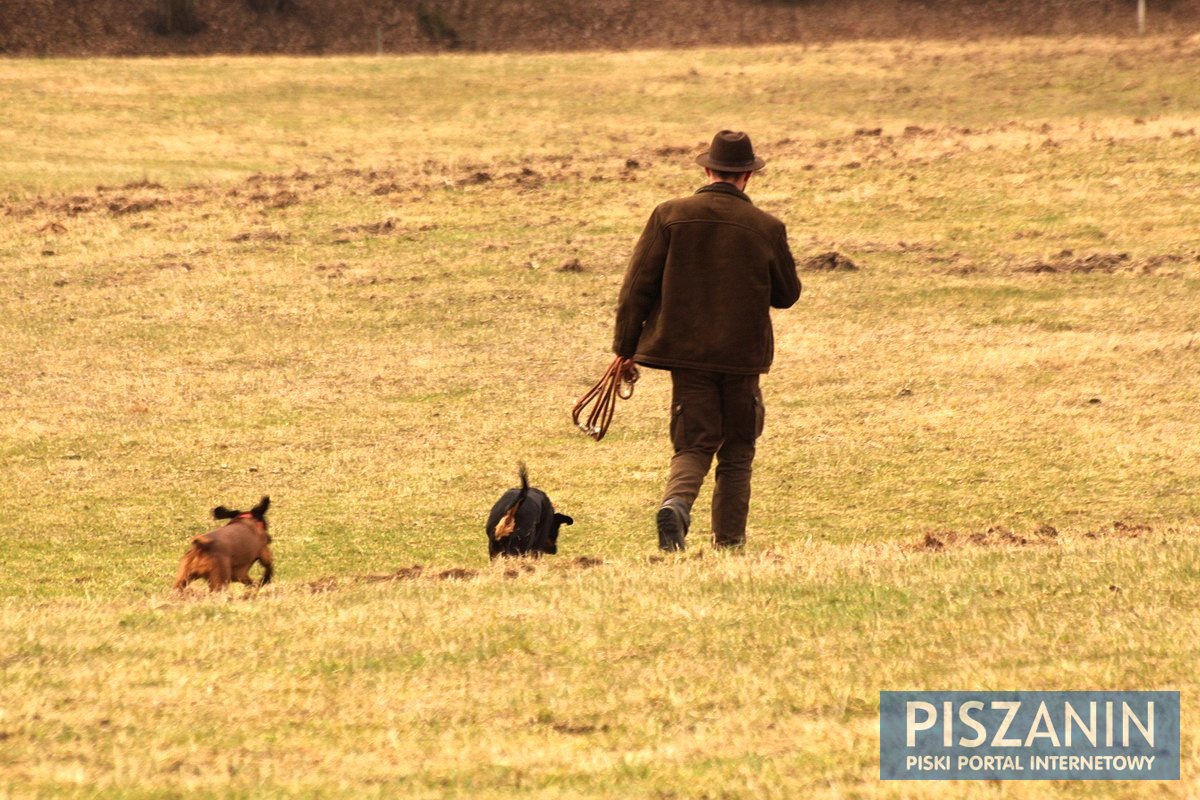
[695,181,753,204]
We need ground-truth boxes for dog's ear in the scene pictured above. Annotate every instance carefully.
[554,513,574,527]
[213,505,239,520]
[250,496,271,520]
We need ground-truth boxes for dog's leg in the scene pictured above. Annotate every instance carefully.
[207,556,232,591]
[172,560,192,592]
[232,564,254,586]
[257,545,274,586]
[173,549,201,592]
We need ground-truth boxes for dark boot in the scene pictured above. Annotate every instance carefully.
[656,498,690,552]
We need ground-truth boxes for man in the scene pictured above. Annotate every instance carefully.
[613,130,801,551]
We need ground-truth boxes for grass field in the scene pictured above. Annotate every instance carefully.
[1,36,1199,798]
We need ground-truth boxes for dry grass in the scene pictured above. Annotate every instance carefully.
[4,536,1198,798]
[1,37,1199,798]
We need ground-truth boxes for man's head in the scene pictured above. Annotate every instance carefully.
[696,130,765,189]
[705,167,752,190]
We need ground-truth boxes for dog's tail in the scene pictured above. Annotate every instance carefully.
[191,533,217,551]
[495,463,530,541]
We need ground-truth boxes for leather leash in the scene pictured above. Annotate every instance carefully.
[572,356,639,441]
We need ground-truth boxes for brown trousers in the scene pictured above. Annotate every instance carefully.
[663,369,764,546]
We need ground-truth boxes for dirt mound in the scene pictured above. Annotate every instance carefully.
[1016,251,1131,274]
[305,565,476,591]
[1084,520,1154,539]
[802,251,859,272]
[1015,250,1195,275]
[2,0,1198,56]
[911,520,1161,551]
[364,564,479,581]
[8,180,183,220]
[912,524,1059,551]
[302,555,605,591]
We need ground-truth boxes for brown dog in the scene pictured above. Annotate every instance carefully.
[173,496,273,592]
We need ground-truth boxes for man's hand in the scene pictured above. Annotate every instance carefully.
[616,356,639,399]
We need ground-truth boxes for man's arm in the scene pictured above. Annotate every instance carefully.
[770,225,801,309]
[613,208,668,357]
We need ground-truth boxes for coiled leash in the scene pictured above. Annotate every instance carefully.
[572,355,639,441]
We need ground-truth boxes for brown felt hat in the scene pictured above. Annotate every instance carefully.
[695,130,766,172]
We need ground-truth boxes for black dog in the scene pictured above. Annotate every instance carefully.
[486,464,573,559]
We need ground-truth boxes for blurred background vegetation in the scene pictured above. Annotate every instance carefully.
[1,0,1196,57]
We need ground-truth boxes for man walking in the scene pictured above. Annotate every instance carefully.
[613,130,801,551]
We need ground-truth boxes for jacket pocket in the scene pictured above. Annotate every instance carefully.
[753,389,765,439]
